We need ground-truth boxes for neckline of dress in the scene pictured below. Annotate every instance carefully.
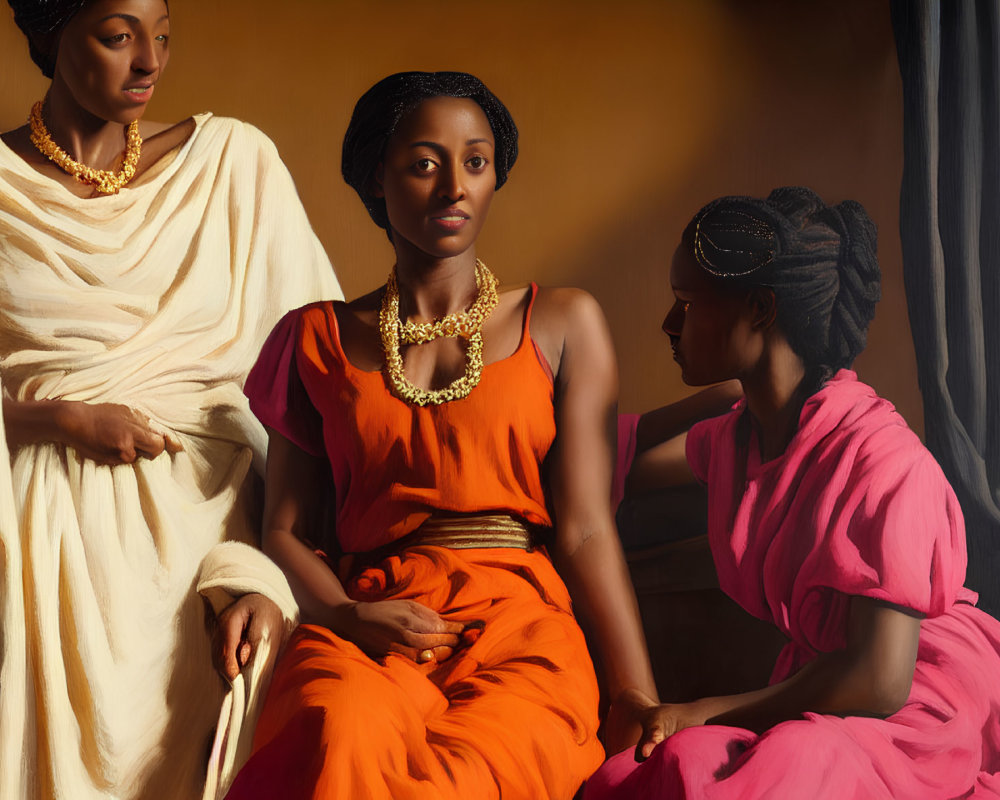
[0,111,212,201]
[328,283,546,388]
[741,369,859,481]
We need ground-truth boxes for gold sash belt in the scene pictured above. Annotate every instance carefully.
[340,514,542,579]
[405,513,536,550]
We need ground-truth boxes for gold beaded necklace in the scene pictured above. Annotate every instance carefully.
[379,259,500,406]
[28,100,142,195]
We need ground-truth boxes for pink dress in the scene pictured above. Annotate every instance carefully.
[586,371,1000,799]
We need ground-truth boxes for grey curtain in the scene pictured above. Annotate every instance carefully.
[892,0,1000,616]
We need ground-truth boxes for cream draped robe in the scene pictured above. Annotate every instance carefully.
[0,113,342,800]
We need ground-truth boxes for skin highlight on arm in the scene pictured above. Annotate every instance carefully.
[540,287,659,753]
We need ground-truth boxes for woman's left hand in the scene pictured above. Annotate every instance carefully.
[211,592,286,682]
[634,698,713,761]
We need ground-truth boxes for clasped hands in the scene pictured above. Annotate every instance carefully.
[211,595,477,683]
[326,598,475,665]
[213,597,704,758]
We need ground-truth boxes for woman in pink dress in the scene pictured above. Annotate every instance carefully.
[586,187,1000,799]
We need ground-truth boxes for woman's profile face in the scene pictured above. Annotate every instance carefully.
[51,0,170,124]
[375,95,496,260]
[662,244,763,386]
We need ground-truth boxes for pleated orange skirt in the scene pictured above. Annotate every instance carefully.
[225,545,604,800]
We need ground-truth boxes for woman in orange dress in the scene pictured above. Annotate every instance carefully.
[223,71,659,800]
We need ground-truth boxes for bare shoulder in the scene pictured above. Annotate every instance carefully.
[1,125,38,161]
[494,283,532,325]
[343,286,383,318]
[333,287,383,370]
[138,117,196,169]
[533,285,601,315]
[139,119,188,139]
[531,286,613,379]
[533,285,610,340]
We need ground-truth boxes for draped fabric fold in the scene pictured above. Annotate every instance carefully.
[0,113,341,800]
[585,372,1000,799]
[891,0,1000,616]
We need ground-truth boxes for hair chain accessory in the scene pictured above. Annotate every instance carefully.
[379,259,500,406]
[28,100,142,195]
[694,209,776,277]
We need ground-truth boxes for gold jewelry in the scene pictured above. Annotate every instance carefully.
[417,649,435,663]
[28,100,142,195]
[379,259,499,406]
[693,208,775,277]
[398,260,499,344]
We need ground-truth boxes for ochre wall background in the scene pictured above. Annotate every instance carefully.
[0,0,921,430]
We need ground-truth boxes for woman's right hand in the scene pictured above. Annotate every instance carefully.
[329,599,465,664]
[634,697,717,761]
[57,401,183,464]
[4,398,182,464]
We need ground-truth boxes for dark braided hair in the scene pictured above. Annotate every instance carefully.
[7,0,88,77]
[342,71,518,233]
[682,186,880,385]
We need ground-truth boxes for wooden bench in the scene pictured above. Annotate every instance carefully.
[618,485,787,703]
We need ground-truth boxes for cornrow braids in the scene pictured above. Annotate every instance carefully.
[683,186,880,377]
[342,71,518,234]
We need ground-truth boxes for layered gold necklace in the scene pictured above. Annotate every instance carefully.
[379,259,500,406]
[28,100,142,195]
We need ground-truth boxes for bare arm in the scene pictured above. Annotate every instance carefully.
[542,289,658,753]
[260,431,351,622]
[626,381,742,495]
[3,397,180,464]
[635,596,921,758]
[625,433,694,494]
[261,431,463,662]
[634,381,742,454]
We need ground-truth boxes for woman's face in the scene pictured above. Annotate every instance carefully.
[662,244,764,386]
[51,0,170,124]
[375,96,496,260]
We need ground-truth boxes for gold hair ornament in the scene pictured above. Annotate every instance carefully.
[694,209,776,276]
[379,259,499,406]
[28,100,141,195]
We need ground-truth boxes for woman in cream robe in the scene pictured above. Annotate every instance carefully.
[0,5,341,797]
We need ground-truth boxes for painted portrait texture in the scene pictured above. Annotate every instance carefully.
[590,373,1000,798]
[4,1,991,799]
[587,188,1000,798]
[0,1,341,798]
[0,111,341,798]
[220,70,656,799]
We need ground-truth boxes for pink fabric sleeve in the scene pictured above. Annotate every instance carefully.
[794,429,968,627]
[244,308,326,457]
[612,414,639,510]
[685,416,721,485]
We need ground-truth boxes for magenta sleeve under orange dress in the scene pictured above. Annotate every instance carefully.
[225,285,604,800]
[585,370,1000,800]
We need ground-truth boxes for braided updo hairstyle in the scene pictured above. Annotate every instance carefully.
[342,71,518,234]
[7,0,88,77]
[682,186,880,385]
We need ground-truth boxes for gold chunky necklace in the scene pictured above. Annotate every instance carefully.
[398,261,500,344]
[28,100,142,195]
[379,259,500,406]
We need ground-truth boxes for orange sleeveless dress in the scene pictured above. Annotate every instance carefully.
[226,285,604,800]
